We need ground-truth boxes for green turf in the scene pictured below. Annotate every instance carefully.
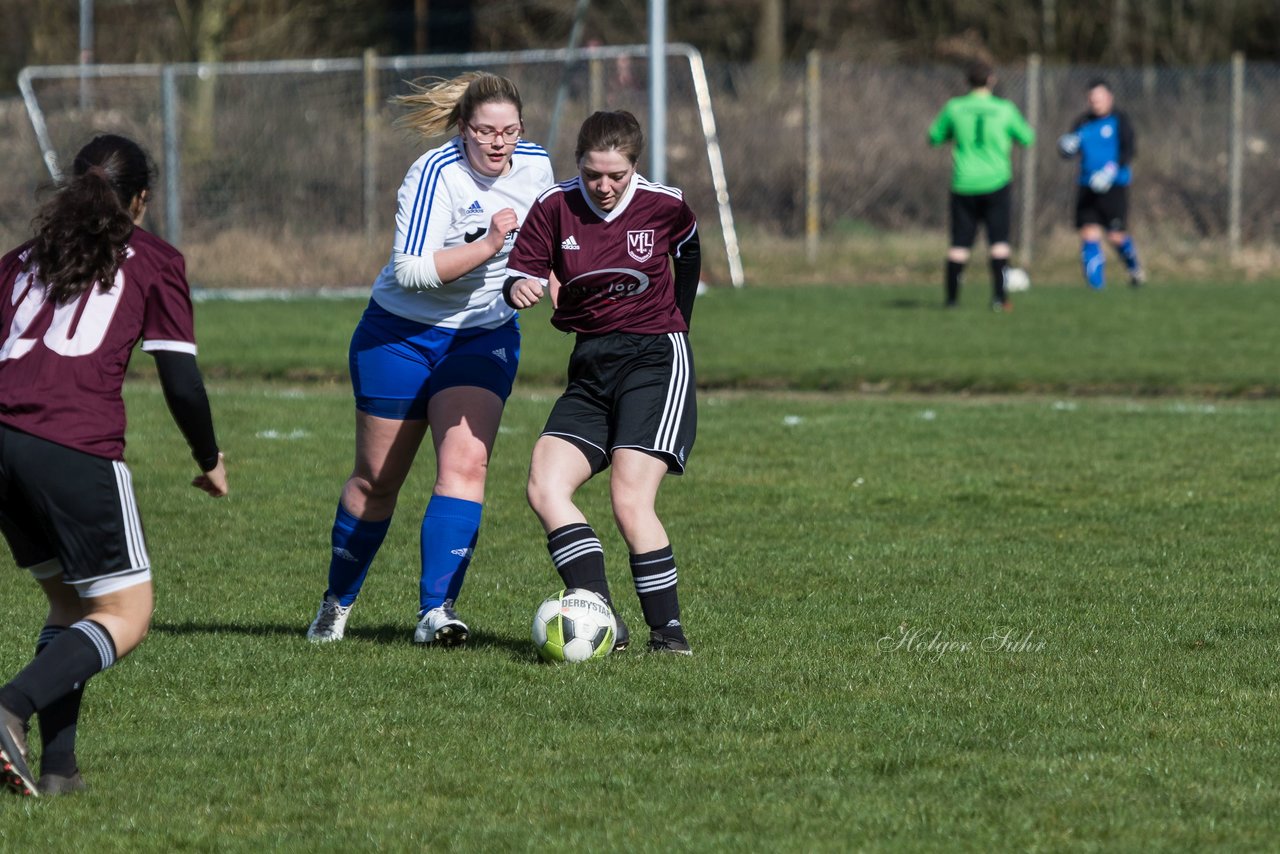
[181,280,1280,395]
[2,282,1278,849]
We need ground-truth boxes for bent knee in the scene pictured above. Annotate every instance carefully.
[436,454,490,496]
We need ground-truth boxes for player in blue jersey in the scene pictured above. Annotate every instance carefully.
[305,72,554,646]
[1057,79,1145,289]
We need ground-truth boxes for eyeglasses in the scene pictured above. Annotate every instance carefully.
[468,124,522,145]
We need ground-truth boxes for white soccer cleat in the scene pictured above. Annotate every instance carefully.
[307,594,353,643]
[414,599,469,646]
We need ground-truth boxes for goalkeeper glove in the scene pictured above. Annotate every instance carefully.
[1057,133,1081,157]
[1089,163,1118,193]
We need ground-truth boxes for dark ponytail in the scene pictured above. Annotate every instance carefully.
[26,134,156,304]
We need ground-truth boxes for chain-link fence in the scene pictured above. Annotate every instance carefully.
[4,49,1277,288]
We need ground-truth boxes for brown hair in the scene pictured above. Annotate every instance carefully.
[393,72,523,140]
[26,133,154,304]
[574,110,644,164]
[967,61,994,89]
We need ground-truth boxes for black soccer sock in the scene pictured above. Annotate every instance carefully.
[34,626,82,777]
[990,257,1010,303]
[630,546,682,631]
[945,260,965,305]
[547,524,614,607]
[0,620,115,723]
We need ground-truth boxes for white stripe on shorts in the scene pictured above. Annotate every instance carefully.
[655,332,691,454]
[112,461,150,571]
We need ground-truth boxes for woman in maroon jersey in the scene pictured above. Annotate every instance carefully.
[0,134,227,797]
[505,111,701,654]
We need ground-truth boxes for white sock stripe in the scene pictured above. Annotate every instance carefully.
[112,461,150,570]
[551,540,603,566]
[548,524,593,544]
[630,554,674,568]
[633,568,678,592]
[37,627,64,646]
[71,620,116,669]
[655,333,690,452]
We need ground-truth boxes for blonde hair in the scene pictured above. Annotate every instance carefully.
[393,72,524,140]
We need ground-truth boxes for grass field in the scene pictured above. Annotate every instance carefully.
[2,280,1279,850]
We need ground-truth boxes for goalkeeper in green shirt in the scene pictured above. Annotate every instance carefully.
[928,62,1035,311]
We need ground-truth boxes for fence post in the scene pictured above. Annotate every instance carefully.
[589,55,604,112]
[1229,51,1244,263]
[805,49,821,265]
[363,48,379,243]
[162,65,182,247]
[1021,54,1040,266]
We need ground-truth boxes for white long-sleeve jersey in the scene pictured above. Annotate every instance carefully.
[370,136,553,328]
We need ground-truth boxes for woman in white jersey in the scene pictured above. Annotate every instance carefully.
[306,72,553,645]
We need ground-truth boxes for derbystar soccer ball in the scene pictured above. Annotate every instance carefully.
[1006,267,1031,292]
[532,588,617,663]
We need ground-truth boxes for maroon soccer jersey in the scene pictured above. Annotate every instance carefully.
[0,228,198,460]
[508,174,698,335]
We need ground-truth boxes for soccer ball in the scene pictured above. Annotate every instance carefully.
[531,588,617,663]
[1006,267,1031,292]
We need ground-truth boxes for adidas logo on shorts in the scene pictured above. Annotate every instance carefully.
[491,348,508,363]
[560,235,580,250]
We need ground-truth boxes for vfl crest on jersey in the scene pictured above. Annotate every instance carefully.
[627,230,655,262]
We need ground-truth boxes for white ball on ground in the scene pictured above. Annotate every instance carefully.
[1006,267,1031,293]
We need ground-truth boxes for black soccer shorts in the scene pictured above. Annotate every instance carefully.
[542,331,696,475]
[950,184,1013,249]
[0,425,152,596]
[1076,184,1129,232]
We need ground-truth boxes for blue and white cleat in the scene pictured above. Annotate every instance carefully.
[414,599,469,646]
[307,594,354,643]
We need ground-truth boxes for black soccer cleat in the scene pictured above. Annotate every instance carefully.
[37,771,87,796]
[647,625,693,656]
[612,610,630,652]
[0,706,38,797]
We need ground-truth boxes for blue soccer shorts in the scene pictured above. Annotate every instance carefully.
[349,299,521,420]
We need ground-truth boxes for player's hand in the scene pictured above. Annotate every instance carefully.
[1057,133,1080,157]
[507,278,545,309]
[487,208,519,253]
[1088,163,1117,193]
[192,453,228,498]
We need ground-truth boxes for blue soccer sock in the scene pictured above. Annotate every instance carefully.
[419,495,482,615]
[1081,240,1105,289]
[1116,236,1141,272]
[327,503,391,607]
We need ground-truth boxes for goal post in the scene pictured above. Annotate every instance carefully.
[18,44,745,289]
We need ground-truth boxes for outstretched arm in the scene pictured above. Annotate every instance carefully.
[153,350,227,497]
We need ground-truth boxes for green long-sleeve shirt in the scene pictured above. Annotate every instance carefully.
[928,90,1035,195]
